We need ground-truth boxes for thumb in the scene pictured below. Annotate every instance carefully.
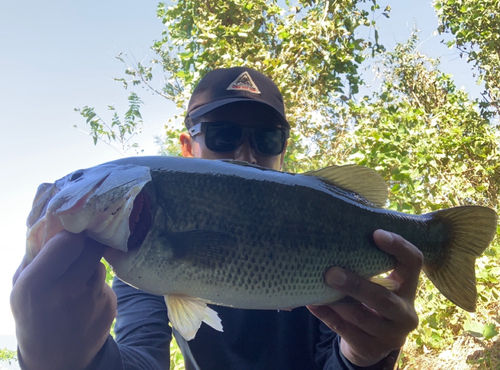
[12,256,29,287]
[20,231,86,290]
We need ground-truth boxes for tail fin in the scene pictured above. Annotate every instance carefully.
[423,206,497,312]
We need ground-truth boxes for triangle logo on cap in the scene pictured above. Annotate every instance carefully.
[226,72,261,94]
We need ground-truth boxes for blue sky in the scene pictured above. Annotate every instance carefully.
[0,0,174,347]
[0,0,482,361]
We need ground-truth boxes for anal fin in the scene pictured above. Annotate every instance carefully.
[165,295,223,341]
[369,277,400,291]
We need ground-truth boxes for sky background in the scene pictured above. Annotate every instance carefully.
[0,0,482,367]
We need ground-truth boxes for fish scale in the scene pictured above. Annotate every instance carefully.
[25,156,498,341]
[124,166,438,306]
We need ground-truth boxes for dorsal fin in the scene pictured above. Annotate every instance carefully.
[218,159,271,171]
[304,165,388,207]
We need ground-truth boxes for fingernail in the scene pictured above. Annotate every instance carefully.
[376,229,393,244]
[327,267,346,286]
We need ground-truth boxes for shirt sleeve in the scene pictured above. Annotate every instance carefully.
[89,277,172,370]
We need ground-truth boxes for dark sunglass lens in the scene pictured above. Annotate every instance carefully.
[254,128,286,155]
[205,123,243,152]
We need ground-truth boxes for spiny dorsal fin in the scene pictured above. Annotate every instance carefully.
[304,165,388,207]
[165,295,223,341]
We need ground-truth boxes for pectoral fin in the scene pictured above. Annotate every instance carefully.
[165,295,223,341]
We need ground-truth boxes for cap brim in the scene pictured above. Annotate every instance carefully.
[189,98,290,128]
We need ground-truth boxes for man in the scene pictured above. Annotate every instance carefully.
[11,66,422,369]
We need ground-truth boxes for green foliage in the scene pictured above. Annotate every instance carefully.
[102,258,115,287]
[152,0,379,97]
[170,338,185,370]
[128,0,386,156]
[327,32,500,350]
[80,0,500,364]
[435,0,500,118]
[154,117,184,157]
[102,258,117,338]
[0,348,17,365]
[331,32,500,210]
[74,92,145,155]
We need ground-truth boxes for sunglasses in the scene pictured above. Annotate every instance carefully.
[189,122,289,156]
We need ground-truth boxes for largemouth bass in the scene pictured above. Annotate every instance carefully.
[25,156,497,340]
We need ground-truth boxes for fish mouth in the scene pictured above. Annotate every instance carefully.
[127,191,152,251]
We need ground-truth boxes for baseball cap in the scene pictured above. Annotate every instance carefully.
[185,67,289,129]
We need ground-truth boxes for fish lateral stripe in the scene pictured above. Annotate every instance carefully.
[25,156,499,341]
[168,230,238,267]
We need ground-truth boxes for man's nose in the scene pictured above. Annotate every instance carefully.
[233,136,257,164]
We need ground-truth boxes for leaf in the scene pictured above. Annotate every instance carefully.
[75,6,500,362]
[483,323,499,339]
[464,320,486,337]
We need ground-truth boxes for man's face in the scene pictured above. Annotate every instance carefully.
[181,103,288,171]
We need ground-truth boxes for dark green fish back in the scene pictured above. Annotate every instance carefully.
[109,157,497,311]
[145,162,496,310]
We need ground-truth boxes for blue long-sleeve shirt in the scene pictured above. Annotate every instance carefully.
[89,277,390,370]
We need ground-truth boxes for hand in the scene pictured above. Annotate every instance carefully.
[307,230,422,367]
[11,231,117,370]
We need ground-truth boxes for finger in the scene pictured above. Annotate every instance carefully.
[373,230,423,299]
[325,267,404,321]
[103,245,125,266]
[373,230,423,271]
[307,304,376,344]
[65,238,106,286]
[12,256,29,286]
[309,303,407,367]
[325,299,392,337]
[86,261,107,291]
[307,304,344,332]
[21,231,86,289]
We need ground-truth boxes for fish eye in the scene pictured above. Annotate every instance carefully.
[69,170,84,182]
